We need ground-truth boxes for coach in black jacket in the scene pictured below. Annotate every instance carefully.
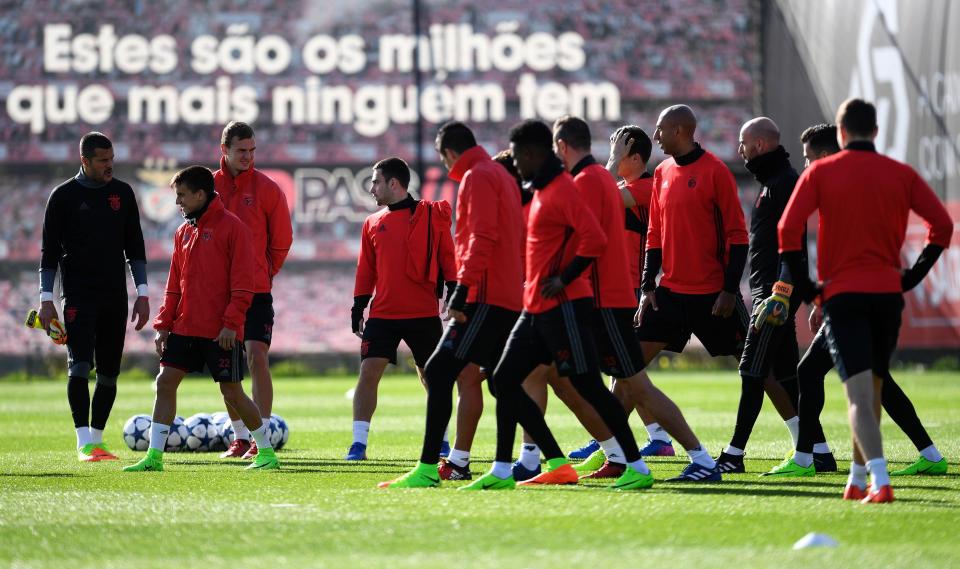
[714,117,834,474]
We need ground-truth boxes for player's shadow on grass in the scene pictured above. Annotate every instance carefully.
[0,472,83,478]
[281,458,413,467]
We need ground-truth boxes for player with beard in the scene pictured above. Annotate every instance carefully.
[348,157,457,461]
[39,132,150,462]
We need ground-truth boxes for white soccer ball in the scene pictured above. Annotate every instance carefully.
[209,412,231,451]
[123,414,152,451]
[219,420,235,447]
[184,413,219,451]
[165,416,189,452]
[270,414,289,450]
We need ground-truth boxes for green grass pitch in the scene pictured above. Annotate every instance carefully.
[1,370,958,568]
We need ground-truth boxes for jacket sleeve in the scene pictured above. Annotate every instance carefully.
[153,229,183,331]
[455,171,500,286]
[265,179,293,277]
[645,170,663,251]
[715,164,749,246]
[910,171,954,248]
[564,184,607,258]
[40,189,63,272]
[354,218,377,296]
[778,167,820,253]
[123,185,148,287]
[223,223,255,332]
[435,201,458,282]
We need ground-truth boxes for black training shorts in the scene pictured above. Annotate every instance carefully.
[244,292,275,346]
[160,333,244,383]
[822,293,904,381]
[739,295,800,381]
[360,316,442,367]
[62,295,128,380]
[594,307,646,378]
[635,287,748,357]
[432,304,520,369]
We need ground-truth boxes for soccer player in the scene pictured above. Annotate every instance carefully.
[464,119,653,492]
[214,122,293,460]
[761,99,952,502]
[348,157,457,460]
[593,124,677,459]
[39,132,150,462]
[636,105,752,481]
[379,122,523,488]
[766,123,949,478]
[713,117,833,474]
[554,116,711,481]
[124,166,279,472]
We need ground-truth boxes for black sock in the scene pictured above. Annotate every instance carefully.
[779,376,800,410]
[569,371,641,463]
[419,351,465,464]
[90,381,117,431]
[489,365,563,464]
[796,342,834,453]
[729,375,764,451]
[881,373,934,451]
[67,376,90,429]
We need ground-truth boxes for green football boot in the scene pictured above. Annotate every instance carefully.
[891,456,948,476]
[122,448,164,472]
[246,447,280,470]
[459,472,516,491]
[378,463,440,488]
[762,457,814,477]
[574,449,607,473]
[610,466,655,490]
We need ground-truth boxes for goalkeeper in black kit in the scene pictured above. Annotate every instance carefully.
[39,132,150,462]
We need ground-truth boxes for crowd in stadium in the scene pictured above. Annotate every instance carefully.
[0,0,755,165]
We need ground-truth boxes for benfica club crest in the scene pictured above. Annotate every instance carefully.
[202,229,214,241]
[65,307,78,323]
[108,194,121,211]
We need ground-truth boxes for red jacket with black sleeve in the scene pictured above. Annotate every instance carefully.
[154,196,255,340]
[571,157,638,309]
[646,146,749,294]
[214,157,293,293]
[448,146,524,311]
[525,157,607,314]
[354,195,456,319]
[779,143,953,300]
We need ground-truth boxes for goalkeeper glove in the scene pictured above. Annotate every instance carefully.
[754,281,793,329]
[24,309,67,345]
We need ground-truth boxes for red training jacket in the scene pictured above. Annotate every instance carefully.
[525,168,606,313]
[647,148,749,294]
[214,157,293,293]
[154,196,255,340]
[624,175,654,291]
[572,160,638,308]
[448,146,524,311]
[354,197,457,319]
[779,146,953,300]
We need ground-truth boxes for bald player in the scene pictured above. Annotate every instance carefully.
[636,105,751,481]
[714,117,837,474]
